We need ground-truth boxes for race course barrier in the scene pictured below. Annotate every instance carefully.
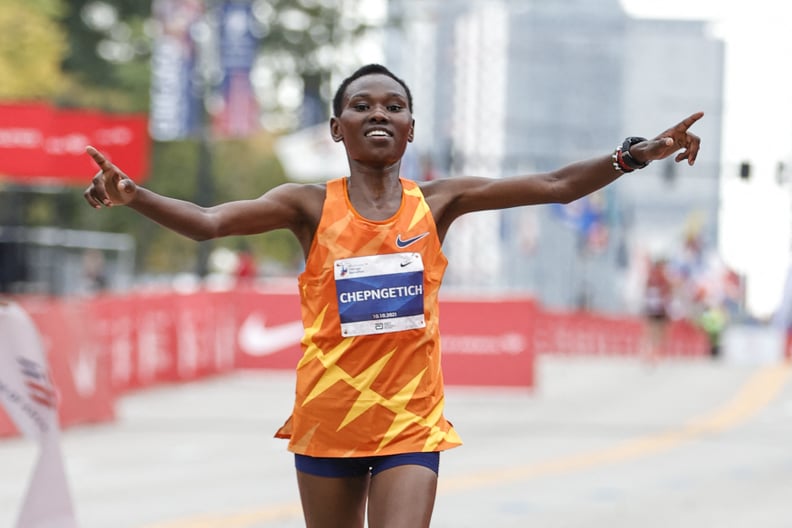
[0,289,709,437]
[1,297,115,438]
[535,309,709,358]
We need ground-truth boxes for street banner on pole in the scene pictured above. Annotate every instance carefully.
[150,0,205,141]
[213,0,260,137]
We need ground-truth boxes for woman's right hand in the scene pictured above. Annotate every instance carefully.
[83,146,138,208]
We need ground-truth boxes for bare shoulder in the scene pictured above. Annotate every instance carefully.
[298,182,328,218]
[417,176,489,199]
[418,176,495,212]
[267,181,326,198]
[417,177,494,238]
[263,181,326,213]
[253,182,327,250]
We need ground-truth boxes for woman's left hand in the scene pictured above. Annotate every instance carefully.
[630,111,704,166]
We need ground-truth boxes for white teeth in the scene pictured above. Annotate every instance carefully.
[366,130,389,137]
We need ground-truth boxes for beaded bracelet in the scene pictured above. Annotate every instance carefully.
[612,146,634,173]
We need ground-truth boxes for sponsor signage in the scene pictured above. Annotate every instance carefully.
[0,103,149,185]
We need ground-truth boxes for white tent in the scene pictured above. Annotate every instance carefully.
[274,124,349,182]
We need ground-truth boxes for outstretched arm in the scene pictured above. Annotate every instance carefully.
[83,146,321,246]
[424,112,704,239]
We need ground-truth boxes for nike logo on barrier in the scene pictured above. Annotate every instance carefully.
[69,349,98,398]
[395,232,429,248]
[238,315,304,357]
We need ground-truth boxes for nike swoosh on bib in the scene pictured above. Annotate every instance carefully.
[395,232,429,248]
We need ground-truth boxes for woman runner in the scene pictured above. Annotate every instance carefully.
[83,64,703,528]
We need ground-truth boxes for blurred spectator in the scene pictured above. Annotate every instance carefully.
[642,257,672,363]
[0,242,27,293]
[235,245,257,285]
[698,305,727,357]
[80,249,107,295]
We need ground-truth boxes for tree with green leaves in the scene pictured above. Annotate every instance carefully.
[56,0,152,111]
[3,0,389,281]
[0,0,69,100]
[247,0,385,127]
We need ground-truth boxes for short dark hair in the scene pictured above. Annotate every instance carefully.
[332,64,413,117]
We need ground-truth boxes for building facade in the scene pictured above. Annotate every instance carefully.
[385,0,724,313]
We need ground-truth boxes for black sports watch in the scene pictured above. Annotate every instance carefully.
[621,136,650,170]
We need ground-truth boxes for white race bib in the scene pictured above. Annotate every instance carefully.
[334,253,426,336]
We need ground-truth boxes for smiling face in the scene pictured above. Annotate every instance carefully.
[330,73,415,170]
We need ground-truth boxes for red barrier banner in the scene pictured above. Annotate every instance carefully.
[0,298,115,437]
[85,291,238,392]
[233,289,307,370]
[22,298,116,426]
[2,290,713,439]
[0,103,150,185]
[438,298,535,387]
[233,291,536,388]
[534,310,709,357]
[534,311,644,356]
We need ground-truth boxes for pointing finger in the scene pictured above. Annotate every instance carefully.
[676,111,704,132]
[86,145,112,170]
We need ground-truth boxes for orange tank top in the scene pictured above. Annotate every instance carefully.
[275,177,462,457]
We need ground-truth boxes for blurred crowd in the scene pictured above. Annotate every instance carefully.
[639,229,744,357]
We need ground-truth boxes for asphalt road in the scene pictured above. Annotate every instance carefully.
[2,355,791,528]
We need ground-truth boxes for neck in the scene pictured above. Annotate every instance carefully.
[346,163,403,220]
[348,159,401,193]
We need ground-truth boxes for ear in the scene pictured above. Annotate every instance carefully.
[408,119,415,143]
[330,117,343,143]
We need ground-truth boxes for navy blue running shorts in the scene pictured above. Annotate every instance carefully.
[294,451,440,478]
